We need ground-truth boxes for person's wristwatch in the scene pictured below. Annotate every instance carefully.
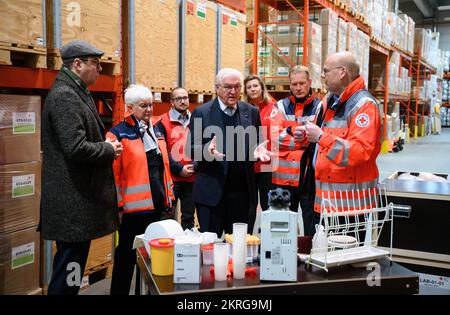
[316,132,323,142]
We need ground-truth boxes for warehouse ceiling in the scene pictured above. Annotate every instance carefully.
[399,0,450,26]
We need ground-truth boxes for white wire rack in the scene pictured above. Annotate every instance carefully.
[306,185,394,272]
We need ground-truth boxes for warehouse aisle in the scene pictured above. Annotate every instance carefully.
[377,128,450,180]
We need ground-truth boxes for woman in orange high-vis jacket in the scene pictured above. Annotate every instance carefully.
[107,84,174,295]
[244,75,276,211]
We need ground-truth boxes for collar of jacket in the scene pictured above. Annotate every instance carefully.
[289,92,315,107]
[124,111,160,129]
[338,76,365,104]
[61,66,89,92]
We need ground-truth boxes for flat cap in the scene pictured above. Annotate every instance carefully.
[60,40,104,60]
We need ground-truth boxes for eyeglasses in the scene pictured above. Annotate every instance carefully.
[321,66,344,76]
[172,96,189,102]
[220,84,241,93]
[81,59,101,69]
[138,103,153,110]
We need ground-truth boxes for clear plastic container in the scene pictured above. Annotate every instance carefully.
[201,243,214,265]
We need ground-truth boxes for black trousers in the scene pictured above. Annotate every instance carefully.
[173,181,195,230]
[256,172,273,211]
[274,185,316,236]
[47,240,91,295]
[196,190,251,236]
[110,210,161,295]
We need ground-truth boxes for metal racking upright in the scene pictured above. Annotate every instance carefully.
[411,48,437,139]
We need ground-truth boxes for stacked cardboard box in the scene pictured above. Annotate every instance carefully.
[261,21,322,87]
[0,227,40,294]
[337,19,347,53]
[346,22,358,52]
[319,9,337,62]
[0,94,42,294]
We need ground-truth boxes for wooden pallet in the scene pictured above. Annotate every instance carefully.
[27,287,43,295]
[80,260,114,290]
[47,49,120,75]
[0,42,46,68]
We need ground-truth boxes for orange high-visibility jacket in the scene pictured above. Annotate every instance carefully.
[158,112,195,183]
[271,94,321,187]
[106,114,174,214]
[314,76,381,213]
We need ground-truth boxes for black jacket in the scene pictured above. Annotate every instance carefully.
[40,71,119,242]
[186,98,261,208]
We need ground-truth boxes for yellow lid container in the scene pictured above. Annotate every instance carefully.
[149,238,174,276]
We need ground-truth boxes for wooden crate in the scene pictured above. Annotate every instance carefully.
[0,0,46,48]
[46,0,120,59]
[219,6,246,76]
[185,0,217,94]
[0,43,47,69]
[127,0,178,91]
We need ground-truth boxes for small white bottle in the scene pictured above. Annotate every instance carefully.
[312,224,327,256]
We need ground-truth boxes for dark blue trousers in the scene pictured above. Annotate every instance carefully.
[47,240,91,295]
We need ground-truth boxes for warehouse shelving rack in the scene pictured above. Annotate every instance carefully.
[411,48,437,139]
[251,0,369,85]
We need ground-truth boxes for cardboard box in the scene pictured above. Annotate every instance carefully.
[173,240,201,284]
[0,94,41,165]
[0,226,40,294]
[337,19,347,52]
[346,22,358,51]
[0,162,41,235]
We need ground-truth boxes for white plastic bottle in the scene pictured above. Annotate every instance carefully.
[311,224,327,256]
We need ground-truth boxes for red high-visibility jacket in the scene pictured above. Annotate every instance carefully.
[314,76,381,213]
[254,99,276,173]
[271,94,321,187]
[106,114,174,214]
[158,111,195,183]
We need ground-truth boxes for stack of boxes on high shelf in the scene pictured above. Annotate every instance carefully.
[252,5,370,90]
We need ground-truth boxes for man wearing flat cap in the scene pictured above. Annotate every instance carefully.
[40,40,123,295]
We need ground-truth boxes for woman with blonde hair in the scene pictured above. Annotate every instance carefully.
[244,75,276,211]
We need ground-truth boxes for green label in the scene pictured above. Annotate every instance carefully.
[278,26,290,35]
[296,47,304,57]
[258,67,269,76]
[197,3,206,19]
[277,67,289,76]
[230,15,238,27]
[12,174,35,198]
[258,48,270,57]
[13,112,36,134]
[12,242,35,270]
[277,47,290,56]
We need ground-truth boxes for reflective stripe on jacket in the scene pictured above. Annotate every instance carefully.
[271,94,321,187]
[107,114,174,214]
[314,76,381,213]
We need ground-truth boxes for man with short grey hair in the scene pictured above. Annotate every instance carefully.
[186,68,261,236]
[40,40,123,295]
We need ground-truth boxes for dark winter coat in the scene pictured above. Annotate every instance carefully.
[40,70,119,242]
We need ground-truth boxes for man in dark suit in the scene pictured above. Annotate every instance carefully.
[186,68,263,236]
[40,40,123,295]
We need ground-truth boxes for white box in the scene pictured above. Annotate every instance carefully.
[173,240,201,284]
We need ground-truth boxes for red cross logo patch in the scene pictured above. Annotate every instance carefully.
[355,113,370,127]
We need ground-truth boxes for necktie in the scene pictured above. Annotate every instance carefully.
[225,107,235,116]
